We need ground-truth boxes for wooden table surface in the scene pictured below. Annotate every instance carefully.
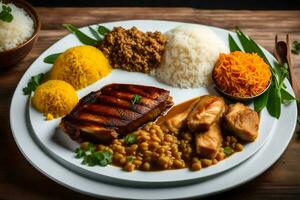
[0,7,300,200]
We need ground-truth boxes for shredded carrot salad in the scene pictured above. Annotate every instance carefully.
[213,51,271,97]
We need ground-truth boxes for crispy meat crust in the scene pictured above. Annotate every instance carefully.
[60,84,173,144]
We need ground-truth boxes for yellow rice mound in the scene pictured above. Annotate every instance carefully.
[32,80,78,120]
[50,45,112,90]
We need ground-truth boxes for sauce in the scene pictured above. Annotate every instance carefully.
[156,97,200,125]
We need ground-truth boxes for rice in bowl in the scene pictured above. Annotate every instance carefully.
[0,2,34,52]
[155,25,228,88]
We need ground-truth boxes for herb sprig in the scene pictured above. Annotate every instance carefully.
[124,133,137,145]
[22,73,44,95]
[75,143,112,167]
[44,24,111,64]
[292,41,300,55]
[0,5,13,23]
[228,27,296,118]
[131,94,141,105]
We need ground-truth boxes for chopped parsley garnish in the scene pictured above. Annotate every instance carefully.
[224,146,233,155]
[22,73,44,95]
[131,94,141,104]
[124,133,137,145]
[75,143,112,167]
[127,156,135,162]
[0,5,13,23]
[292,41,300,55]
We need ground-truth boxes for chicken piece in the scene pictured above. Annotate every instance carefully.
[159,98,200,134]
[187,95,225,132]
[223,103,259,142]
[195,123,223,159]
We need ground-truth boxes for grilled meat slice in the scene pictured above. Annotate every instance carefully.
[223,103,259,142]
[60,84,173,144]
[195,122,223,159]
[187,95,225,132]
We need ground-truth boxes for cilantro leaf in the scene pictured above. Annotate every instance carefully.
[0,5,14,23]
[75,148,85,158]
[22,73,44,95]
[124,133,137,145]
[75,143,112,167]
[87,143,96,153]
[127,156,135,162]
[131,94,141,105]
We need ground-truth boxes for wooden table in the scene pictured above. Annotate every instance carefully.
[0,8,299,200]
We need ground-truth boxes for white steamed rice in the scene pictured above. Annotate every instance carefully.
[0,2,34,52]
[155,24,228,88]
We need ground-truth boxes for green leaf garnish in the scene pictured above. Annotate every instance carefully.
[98,25,110,36]
[224,146,233,155]
[87,143,96,153]
[292,41,300,55]
[254,87,270,112]
[75,147,85,158]
[43,53,61,64]
[131,94,141,105]
[0,5,13,23]
[75,143,112,167]
[63,24,98,46]
[281,88,296,104]
[124,133,137,145]
[228,28,296,118]
[228,34,241,52]
[22,73,44,95]
[88,26,102,41]
[235,27,271,66]
[266,83,281,119]
[127,156,135,162]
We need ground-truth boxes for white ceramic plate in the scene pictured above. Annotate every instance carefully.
[10,37,297,198]
[23,20,278,186]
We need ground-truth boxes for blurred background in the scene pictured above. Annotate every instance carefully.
[28,0,300,10]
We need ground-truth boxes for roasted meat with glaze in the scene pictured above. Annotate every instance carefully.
[223,103,259,142]
[187,95,225,132]
[60,84,173,143]
[195,122,223,159]
[159,98,200,134]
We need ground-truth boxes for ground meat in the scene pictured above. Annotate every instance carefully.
[98,26,167,73]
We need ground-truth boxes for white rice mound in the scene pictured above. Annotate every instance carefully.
[0,2,34,52]
[155,25,228,88]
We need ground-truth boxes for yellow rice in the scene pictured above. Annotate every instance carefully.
[32,80,78,120]
[50,45,112,90]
